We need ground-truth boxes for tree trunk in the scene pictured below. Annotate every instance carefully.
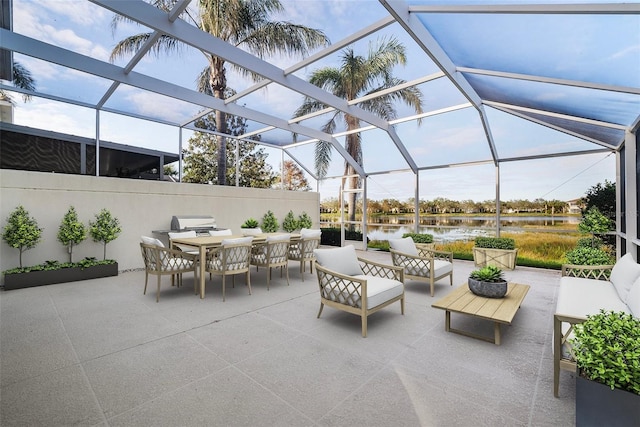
[210,57,227,185]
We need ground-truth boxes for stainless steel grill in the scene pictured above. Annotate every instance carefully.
[170,215,218,233]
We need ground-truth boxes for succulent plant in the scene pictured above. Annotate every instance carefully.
[469,265,505,282]
[241,218,259,228]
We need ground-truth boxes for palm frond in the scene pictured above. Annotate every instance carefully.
[241,22,329,58]
[109,33,184,62]
[315,139,333,179]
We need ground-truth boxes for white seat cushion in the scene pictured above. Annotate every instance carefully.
[168,230,198,253]
[209,229,232,236]
[141,236,165,247]
[389,237,418,256]
[609,253,640,302]
[353,275,404,309]
[314,245,363,276]
[300,228,322,238]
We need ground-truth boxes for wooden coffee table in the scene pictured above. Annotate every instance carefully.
[431,283,530,345]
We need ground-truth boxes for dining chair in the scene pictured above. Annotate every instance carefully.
[288,229,321,281]
[139,236,198,302]
[251,234,291,290]
[168,230,199,255]
[205,236,253,301]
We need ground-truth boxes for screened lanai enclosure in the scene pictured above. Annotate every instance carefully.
[1,1,639,253]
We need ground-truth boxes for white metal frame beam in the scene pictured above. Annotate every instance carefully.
[379,0,500,166]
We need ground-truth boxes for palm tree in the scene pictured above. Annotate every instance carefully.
[294,37,423,227]
[0,62,36,105]
[110,0,329,185]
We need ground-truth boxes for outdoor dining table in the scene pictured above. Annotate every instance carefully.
[170,233,299,299]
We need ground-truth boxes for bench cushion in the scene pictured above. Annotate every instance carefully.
[556,276,632,317]
[609,253,640,302]
[626,276,640,317]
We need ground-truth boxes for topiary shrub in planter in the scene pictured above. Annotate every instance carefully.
[572,310,640,426]
[472,237,518,270]
[2,205,43,269]
[282,210,298,233]
[89,208,122,260]
[297,212,312,230]
[57,206,86,263]
[261,210,279,233]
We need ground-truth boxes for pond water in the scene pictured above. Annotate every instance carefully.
[323,215,580,242]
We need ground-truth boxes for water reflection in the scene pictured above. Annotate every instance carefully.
[324,215,579,242]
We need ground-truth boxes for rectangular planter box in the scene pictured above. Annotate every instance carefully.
[473,247,518,270]
[3,263,118,290]
[576,375,640,427]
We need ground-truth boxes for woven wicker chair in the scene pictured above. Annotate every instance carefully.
[389,237,453,297]
[251,234,291,290]
[205,236,253,301]
[140,237,198,302]
[288,230,321,281]
[314,245,405,337]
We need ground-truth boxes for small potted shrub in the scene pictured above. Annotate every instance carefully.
[472,236,518,270]
[297,212,312,230]
[282,210,299,233]
[571,310,640,426]
[2,205,43,269]
[261,210,279,233]
[402,232,434,249]
[89,208,122,261]
[468,265,507,298]
[241,218,262,236]
[57,206,86,263]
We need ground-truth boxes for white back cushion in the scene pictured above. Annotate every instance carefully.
[221,236,253,246]
[626,276,640,317]
[209,229,233,236]
[266,234,290,242]
[388,237,418,256]
[300,228,322,238]
[168,230,196,239]
[610,253,640,301]
[141,236,165,247]
[314,245,363,276]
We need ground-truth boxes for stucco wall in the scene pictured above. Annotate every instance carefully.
[0,170,319,277]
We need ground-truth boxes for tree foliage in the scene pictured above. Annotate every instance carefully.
[277,160,311,191]
[583,180,615,222]
[183,113,277,188]
[2,205,43,268]
[578,206,614,235]
[89,209,122,260]
[110,0,329,185]
[57,206,86,263]
[297,212,313,229]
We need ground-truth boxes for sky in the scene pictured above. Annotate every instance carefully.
[6,0,631,203]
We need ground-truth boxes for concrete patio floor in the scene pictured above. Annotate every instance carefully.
[1,249,576,426]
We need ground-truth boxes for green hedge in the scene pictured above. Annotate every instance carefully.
[402,232,433,244]
[474,237,516,250]
[320,228,366,247]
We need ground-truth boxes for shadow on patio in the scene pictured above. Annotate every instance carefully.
[0,249,575,426]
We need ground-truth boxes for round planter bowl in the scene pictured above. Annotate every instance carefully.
[468,278,507,298]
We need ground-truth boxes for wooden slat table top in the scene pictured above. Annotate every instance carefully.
[432,283,530,325]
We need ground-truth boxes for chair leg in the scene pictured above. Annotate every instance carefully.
[285,265,289,286]
[143,272,149,295]
[401,296,405,314]
[317,302,324,318]
[156,275,161,303]
[222,275,226,302]
[361,315,368,338]
[246,271,252,295]
[430,277,435,297]
[267,267,271,291]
